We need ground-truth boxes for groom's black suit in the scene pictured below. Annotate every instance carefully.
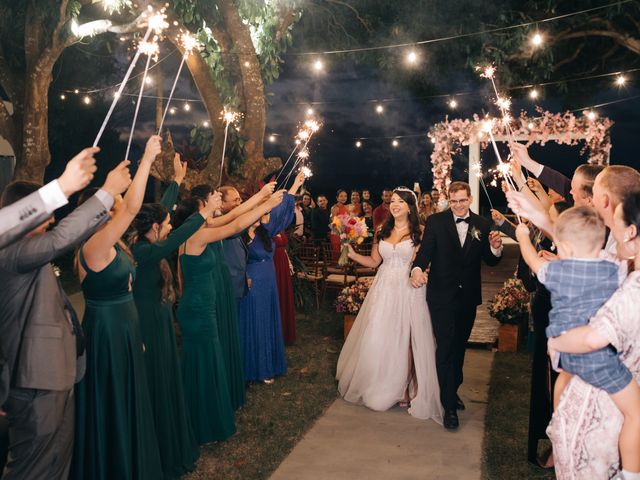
[412,209,501,411]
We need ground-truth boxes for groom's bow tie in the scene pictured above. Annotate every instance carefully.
[456,217,470,224]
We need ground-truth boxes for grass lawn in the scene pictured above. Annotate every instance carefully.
[482,347,556,480]
[185,307,343,480]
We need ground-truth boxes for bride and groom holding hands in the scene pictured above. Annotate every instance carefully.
[336,181,503,430]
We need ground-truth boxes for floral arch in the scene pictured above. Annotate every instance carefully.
[427,109,613,211]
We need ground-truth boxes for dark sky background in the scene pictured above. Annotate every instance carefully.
[45,29,640,214]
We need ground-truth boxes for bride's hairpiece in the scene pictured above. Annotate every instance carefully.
[394,186,418,204]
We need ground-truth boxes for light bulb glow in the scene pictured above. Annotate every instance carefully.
[183,103,191,111]
[60,94,66,100]
[586,110,597,121]
[83,95,91,105]
[169,107,176,114]
[392,139,399,147]
[203,121,209,127]
[306,108,314,116]
[449,99,458,109]
[268,134,276,143]
[145,76,153,85]
[616,75,627,86]
[355,140,362,148]
[529,89,539,99]
[313,59,323,71]
[406,50,417,63]
[375,104,384,114]
[531,32,543,47]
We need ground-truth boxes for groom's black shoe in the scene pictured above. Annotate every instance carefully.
[444,410,459,431]
[456,395,465,411]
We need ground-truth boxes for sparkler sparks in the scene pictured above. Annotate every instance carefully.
[147,11,168,35]
[301,166,313,178]
[180,32,200,56]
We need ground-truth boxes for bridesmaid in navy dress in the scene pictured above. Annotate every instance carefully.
[239,172,305,383]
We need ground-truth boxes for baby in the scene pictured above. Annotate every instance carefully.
[516,206,640,479]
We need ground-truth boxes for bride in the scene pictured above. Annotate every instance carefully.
[336,187,442,423]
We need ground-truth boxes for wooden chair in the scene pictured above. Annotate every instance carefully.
[295,244,324,309]
[353,243,377,278]
[321,242,356,298]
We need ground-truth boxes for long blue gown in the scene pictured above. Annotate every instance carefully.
[239,193,295,381]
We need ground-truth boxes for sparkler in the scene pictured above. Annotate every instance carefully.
[158,31,201,134]
[471,161,494,209]
[275,119,322,185]
[217,108,241,188]
[301,166,313,178]
[93,9,167,148]
[124,39,158,161]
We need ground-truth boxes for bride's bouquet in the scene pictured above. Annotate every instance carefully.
[330,214,369,265]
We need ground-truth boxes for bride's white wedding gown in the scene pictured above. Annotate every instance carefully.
[336,240,443,423]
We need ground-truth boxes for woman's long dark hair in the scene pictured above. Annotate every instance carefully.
[377,188,421,246]
[254,225,273,252]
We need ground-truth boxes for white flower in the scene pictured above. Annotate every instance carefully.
[470,226,482,241]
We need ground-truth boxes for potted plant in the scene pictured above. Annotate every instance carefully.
[488,278,530,352]
[335,277,374,339]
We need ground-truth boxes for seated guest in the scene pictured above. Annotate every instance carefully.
[310,194,331,244]
[348,190,362,216]
[0,148,128,480]
[373,188,392,231]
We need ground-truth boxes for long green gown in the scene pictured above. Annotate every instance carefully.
[74,245,163,479]
[131,182,204,478]
[210,241,246,410]
[177,246,236,444]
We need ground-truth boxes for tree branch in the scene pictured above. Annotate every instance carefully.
[553,42,586,71]
[324,0,371,33]
[274,4,297,43]
[555,29,640,55]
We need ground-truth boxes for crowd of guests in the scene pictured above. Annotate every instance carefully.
[489,142,640,480]
[0,135,306,479]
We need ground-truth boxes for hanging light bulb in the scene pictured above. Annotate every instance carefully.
[74,89,79,94]
[391,139,399,147]
[449,99,458,109]
[586,110,597,121]
[183,103,191,111]
[355,140,362,148]
[268,134,276,143]
[83,95,91,105]
[60,94,66,100]
[406,50,418,64]
[169,107,176,115]
[145,76,153,85]
[529,88,539,99]
[313,59,323,72]
[306,108,314,116]
[203,121,209,127]
[615,75,627,86]
[531,32,544,47]
[375,104,384,114]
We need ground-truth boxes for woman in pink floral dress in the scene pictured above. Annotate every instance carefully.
[547,192,640,479]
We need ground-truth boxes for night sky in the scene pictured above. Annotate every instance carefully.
[46,29,640,214]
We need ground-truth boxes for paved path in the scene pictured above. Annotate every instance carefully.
[270,349,493,480]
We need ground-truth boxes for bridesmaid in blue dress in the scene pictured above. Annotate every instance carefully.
[173,188,285,444]
[239,172,305,383]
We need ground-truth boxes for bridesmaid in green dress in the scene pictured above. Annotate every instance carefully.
[130,155,219,477]
[74,137,163,479]
[173,187,285,443]
[189,182,276,410]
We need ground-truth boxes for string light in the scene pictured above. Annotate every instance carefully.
[586,110,597,120]
[615,75,627,86]
[60,94,66,100]
[203,121,209,127]
[313,59,323,72]
[183,103,191,111]
[355,140,362,148]
[306,108,314,116]
[83,95,91,105]
[269,134,276,142]
[406,50,418,64]
[74,89,79,94]
[244,61,250,67]
[527,122,535,130]
[145,76,153,85]
[531,32,544,47]
[449,99,458,109]
[169,107,176,114]
[392,139,399,147]
[529,88,539,99]
[375,104,384,114]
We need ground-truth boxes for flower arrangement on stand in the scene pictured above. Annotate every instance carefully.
[330,214,369,266]
[335,277,375,339]
[488,277,530,352]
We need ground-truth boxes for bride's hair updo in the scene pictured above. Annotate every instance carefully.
[377,187,422,246]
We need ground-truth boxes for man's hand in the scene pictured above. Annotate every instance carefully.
[490,209,506,225]
[527,177,543,194]
[505,190,550,230]
[266,189,286,209]
[201,191,222,217]
[102,160,132,197]
[57,147,100,197]
[488,230,502,250]
[173,153,187,185]
[509,157,525,185]
[509,142,535,171]
[140,135,162,164]
[547,338,563,372]
[260,181,276,199]
[410,269,428,288]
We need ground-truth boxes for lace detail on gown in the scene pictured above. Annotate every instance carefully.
[336,240,443,423]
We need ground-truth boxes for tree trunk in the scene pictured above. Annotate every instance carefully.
[13,73,51,182]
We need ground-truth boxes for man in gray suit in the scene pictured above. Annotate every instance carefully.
[0,154,131,479]
[0,149,97,250]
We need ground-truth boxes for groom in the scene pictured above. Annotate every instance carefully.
[411,181,502,430]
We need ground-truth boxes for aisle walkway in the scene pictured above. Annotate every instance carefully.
[270,349,493,480]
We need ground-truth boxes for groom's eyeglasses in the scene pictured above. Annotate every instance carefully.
[449,198,470,205]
